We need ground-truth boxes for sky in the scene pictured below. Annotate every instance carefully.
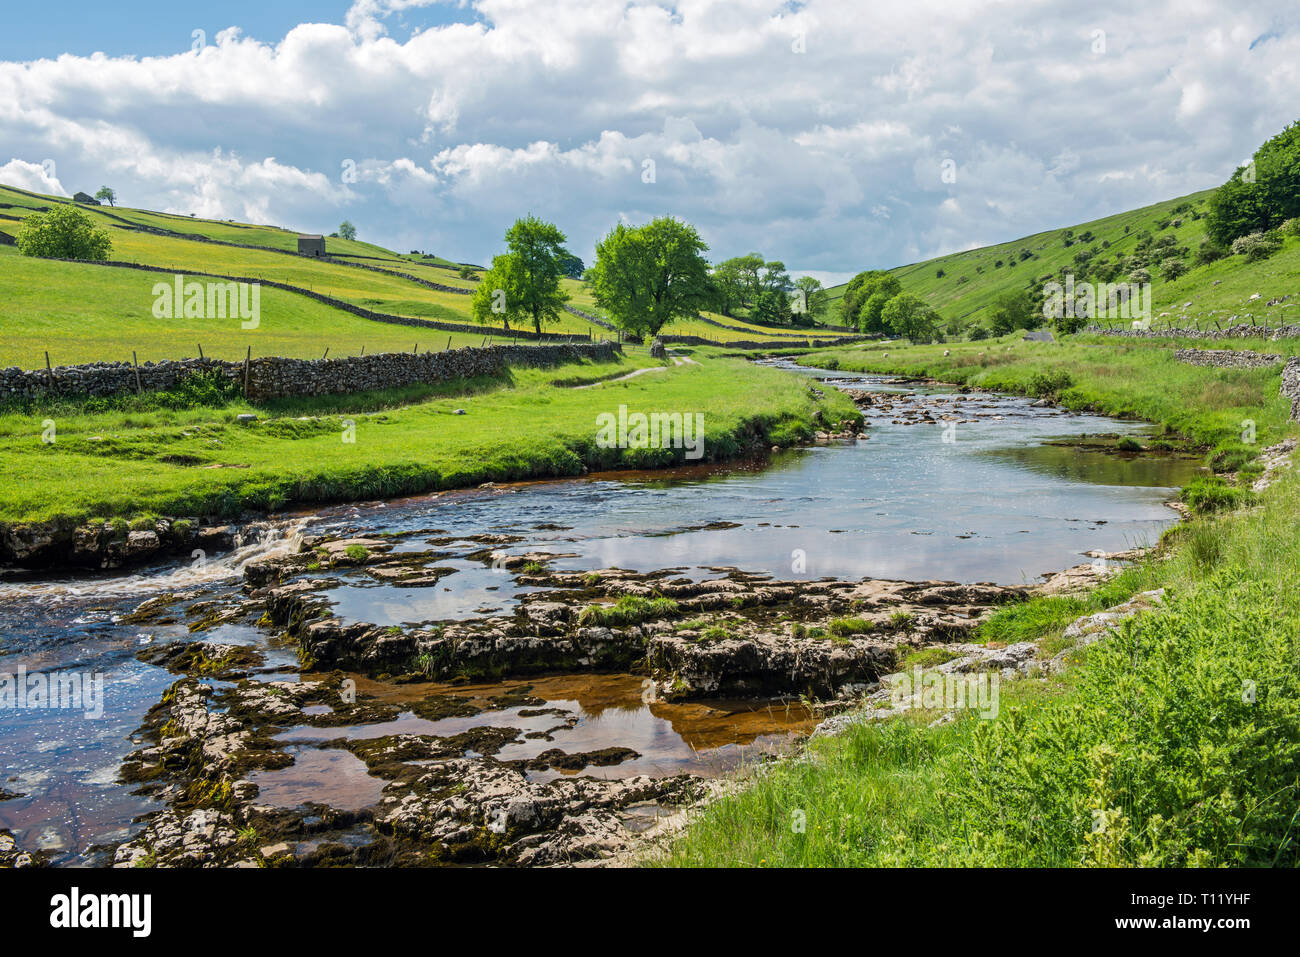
[1,0,1297,285]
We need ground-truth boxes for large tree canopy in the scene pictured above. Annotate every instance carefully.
[470,252,526,330]
[793,275,828,325]
[751,288,792,326]
[707,253,793,316]
[881,293,940,342]
[587,217,711,339]
[988,289,1040,335]
[1206,120,1300,246]
[851,273,903,333]
[840,269,901,330]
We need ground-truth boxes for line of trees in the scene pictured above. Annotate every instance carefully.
[706,253,828,326]
[472,216,831,338]
[837,268,955,342]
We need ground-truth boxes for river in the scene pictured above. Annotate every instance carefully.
[0,363,1200,864]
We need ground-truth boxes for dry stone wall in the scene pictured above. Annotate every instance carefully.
[1091,322,1300,341]
[1,342,622,402]
[1284,357,1300,421]
[1174,349,1284,369]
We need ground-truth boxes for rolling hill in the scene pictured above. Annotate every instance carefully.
[0,183,844,370]
[825,189,1300,335]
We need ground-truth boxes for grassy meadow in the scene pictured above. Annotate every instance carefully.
[800,336,1295,464]
[0,247,500,367]
[0,353,856,526]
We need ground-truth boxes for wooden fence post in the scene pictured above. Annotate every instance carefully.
[243,346,251,397]
[132,351,142,393]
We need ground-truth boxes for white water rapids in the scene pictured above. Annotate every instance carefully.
[0,519,309,603]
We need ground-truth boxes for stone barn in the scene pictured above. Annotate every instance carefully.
[298,235,326,257]
[72,191,100,205]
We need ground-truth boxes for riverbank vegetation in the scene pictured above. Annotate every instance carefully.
[798,336,1292,483]
[662,336,1300,867]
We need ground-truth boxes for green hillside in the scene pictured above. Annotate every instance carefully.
[0,183,846,369]
[0,248,499,367]
[825,189,1300,335]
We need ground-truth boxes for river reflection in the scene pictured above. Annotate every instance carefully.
[302,371,1183,588]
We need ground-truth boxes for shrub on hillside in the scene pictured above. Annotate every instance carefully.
[1193,241,1226,266]
[1159,257,1188,281]
[1230,231,1281,262]
[16,204,112,261]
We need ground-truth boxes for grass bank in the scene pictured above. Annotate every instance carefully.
[0,353,857,528]
[661,337,1300,868]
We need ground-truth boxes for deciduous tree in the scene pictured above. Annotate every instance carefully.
[588,217,711,338]
[16,205,112,260]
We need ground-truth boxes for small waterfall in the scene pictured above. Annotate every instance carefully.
[0,519,310,603]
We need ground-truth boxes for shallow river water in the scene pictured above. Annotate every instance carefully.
[0,365,1200,863]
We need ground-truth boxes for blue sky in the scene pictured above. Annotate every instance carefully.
[1,1,1296,281]
[0,1,472,60]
